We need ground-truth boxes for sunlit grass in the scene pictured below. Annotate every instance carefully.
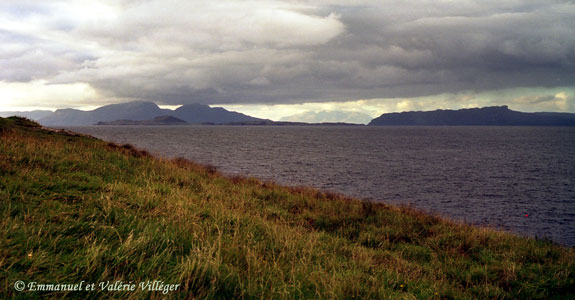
[1,116,574,299]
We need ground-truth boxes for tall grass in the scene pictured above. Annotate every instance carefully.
[1,117,574,299]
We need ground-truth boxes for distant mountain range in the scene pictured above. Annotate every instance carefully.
[3,103,575,126]
[369,106,575,126]
[8,101,264,126]
[96,115,188,125]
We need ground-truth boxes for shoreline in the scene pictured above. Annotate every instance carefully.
[60,124,575,247]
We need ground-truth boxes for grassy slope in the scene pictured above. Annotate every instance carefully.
[0,117,574,299]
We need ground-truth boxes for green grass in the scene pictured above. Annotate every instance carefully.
[1,116,574,299]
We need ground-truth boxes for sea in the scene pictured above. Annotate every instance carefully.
[66,125,575,246]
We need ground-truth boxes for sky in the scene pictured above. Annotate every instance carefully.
[1,0,574,122]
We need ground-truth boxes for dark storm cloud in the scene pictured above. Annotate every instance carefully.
[310,1,575,94]
[3,0,575,106]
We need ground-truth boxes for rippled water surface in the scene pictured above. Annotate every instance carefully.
[67,125,575,246]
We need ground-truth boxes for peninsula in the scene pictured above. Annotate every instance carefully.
[369,106,575,126]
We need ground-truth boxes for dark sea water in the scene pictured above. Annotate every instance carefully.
[66,125,575,246]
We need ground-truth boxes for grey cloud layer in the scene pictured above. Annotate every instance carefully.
[2,0,575,105]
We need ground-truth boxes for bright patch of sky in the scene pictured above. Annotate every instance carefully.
[218,87,575,122]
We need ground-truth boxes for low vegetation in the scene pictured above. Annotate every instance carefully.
[1,117,574,299]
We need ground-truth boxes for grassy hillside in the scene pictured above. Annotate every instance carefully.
[1,116,574,299]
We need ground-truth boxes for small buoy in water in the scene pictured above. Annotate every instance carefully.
[524,214,529,217]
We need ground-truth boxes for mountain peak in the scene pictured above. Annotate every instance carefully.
[172,104,263,124]
[36,101,263,126]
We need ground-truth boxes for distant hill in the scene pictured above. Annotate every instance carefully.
[0,110,53,120]
[39,102,169,126]
[171,103,263,124]
[96,115,188,125]
[369,106,575,126]
[32,101,264,126]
